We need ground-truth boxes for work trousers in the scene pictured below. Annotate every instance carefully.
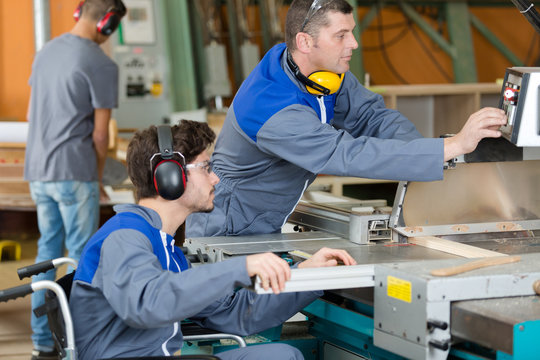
[217,343,304,360]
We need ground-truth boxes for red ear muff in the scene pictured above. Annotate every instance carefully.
[99,0,126,35]
[153,159,186,201]
[73,1,84,21]
[150,126,187,200]
[97,10,122,35]
[75,1,126,35]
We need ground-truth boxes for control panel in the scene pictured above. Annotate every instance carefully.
[498,67,540,146]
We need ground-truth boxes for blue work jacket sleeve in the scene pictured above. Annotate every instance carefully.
[97,229,253,329]
[255,104,444,181]
[191,288,323,336]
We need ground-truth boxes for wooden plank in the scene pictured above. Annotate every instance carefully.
[0,164,24,178]
[0,143,25,149]
[431,256,521,276]
[370,83,501,96]
[0,148,25,163]
[409,236,505,258]
[0,181,30,194]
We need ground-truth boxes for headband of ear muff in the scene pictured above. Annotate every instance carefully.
[286,50,343,96]
[73,0,126,36]
[152,126,187,200]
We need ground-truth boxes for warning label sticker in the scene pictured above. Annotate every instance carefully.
[387,276,412,303]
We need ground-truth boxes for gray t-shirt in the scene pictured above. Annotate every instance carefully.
[25,33,118,182]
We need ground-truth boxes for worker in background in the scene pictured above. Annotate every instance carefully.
[186,0,507,238]
[69,121,356,360]
[23,1,126,359]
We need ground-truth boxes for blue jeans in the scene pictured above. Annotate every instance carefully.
[29,180,99,351]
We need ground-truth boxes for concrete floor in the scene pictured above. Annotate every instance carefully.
[0,238,38,360]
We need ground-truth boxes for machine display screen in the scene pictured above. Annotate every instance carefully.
[128,8,148,21]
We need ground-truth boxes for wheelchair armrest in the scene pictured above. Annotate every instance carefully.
[102,355,221,359]
[182,322,246,348]
[183,333,246,348]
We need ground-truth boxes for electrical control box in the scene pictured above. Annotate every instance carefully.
[498,67,540,146]
[111,0,172,129]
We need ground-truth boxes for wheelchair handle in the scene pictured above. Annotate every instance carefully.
[18,257,78,279]
[0,283,33,302]
[0,280,77,359]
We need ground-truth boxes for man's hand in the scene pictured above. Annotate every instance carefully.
[99,183,110,203]
[444,107,507,161]
[297,247,357,269]
[246,253,291,294]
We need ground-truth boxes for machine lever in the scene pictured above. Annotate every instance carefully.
[185,252,209,263]
[427,319,448,331]
[196,249,206,264]
[428,339,449,351]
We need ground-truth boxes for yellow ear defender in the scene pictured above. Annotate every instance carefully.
[306,71,343,95]
[287,50,343,96]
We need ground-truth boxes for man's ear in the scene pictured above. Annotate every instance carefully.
[295,32,313,54]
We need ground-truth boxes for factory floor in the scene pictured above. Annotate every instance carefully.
[0,238,39,360]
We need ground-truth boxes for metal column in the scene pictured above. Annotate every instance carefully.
[32,0,51,52]
[445,0,478,83]
[163,0,199,111]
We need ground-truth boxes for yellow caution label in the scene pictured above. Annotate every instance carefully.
[150,82,163,97]
[387,276,412,303]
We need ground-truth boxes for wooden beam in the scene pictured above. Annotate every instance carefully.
[409,236,505,258]
[431,256,520,277]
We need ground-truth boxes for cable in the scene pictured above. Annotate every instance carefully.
[363,26,409,52]
[523,32,540,65]
[511,0,540,34]
[376,2,409,84]
[368,19,410,31]
[408,19,453,82]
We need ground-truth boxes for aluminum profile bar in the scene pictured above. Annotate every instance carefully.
[253,264,375,294]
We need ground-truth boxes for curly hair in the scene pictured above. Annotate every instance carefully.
[127,120,216,202]
[285,0,353,51]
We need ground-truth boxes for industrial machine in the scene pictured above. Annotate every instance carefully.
[111,0,173,129]
[185,68,540,360]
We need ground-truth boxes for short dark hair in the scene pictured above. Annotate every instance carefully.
[285,0,353,51]
[82,0,125,21]
[127,120,216,202]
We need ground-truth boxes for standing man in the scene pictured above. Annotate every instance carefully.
[186,0,507,238]
[24,1,126,359]
[69,121,356,360]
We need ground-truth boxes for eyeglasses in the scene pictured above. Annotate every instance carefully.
[185,160,213,174]
[300,0,335,32]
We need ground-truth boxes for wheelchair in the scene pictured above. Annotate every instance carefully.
[0,257,246,360]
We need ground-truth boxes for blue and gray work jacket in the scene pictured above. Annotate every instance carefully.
[187,43,444,237]
[70,204,320,359]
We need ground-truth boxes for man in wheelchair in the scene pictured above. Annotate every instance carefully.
[69,120,356,359]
